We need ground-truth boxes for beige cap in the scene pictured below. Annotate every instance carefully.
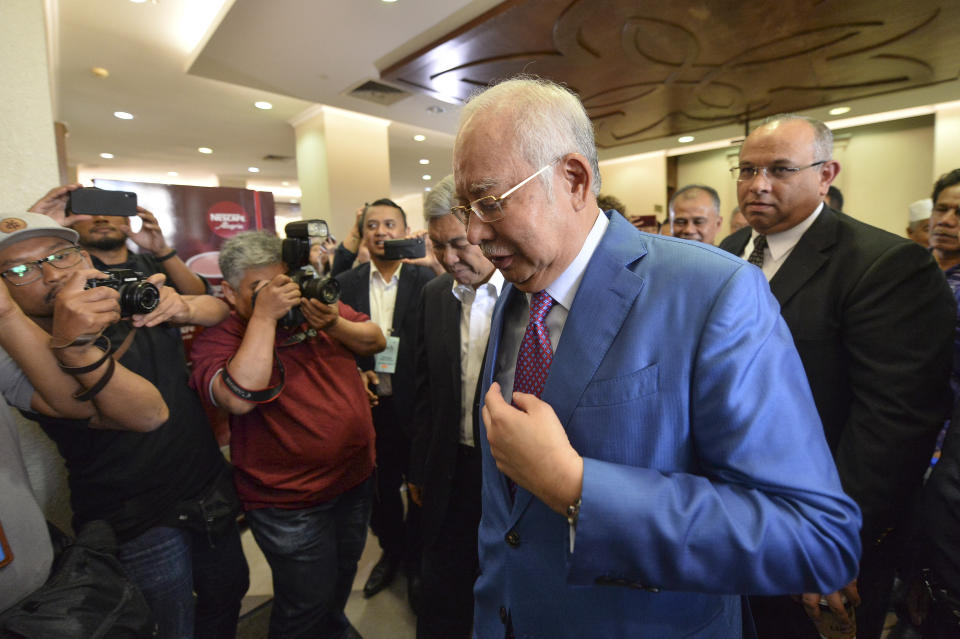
[0,213,78,253]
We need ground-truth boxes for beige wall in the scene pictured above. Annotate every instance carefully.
[597,153,667,221]
[0,0,60,212]
[934,105,960,181]
[676,147,740,243]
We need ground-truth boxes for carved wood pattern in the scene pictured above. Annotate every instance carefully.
[381,0,960,148]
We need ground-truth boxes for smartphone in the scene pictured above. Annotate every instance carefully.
[383,237,426,260]
[67,187,138,216]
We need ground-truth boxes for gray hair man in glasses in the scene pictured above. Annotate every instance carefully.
[453,76,862,639]
[719,114,956,639]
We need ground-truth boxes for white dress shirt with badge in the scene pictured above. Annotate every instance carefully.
[369,262,401,394]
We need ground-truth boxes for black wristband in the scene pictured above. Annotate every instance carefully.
[73,356,116,401]
[155,249,178,262]
[57,336,112,374]
[220,355,285,403]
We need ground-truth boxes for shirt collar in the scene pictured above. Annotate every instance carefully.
[753,202,823,262]
[369,261,401,285]
[453,269,504,304]
[545,209,608,311]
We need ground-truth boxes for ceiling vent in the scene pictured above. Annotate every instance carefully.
[346,80,410,106]
[262,154,293,162]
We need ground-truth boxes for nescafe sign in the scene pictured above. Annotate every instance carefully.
[207,201,250,238]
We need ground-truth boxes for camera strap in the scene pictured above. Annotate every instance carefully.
[220,353,285,403]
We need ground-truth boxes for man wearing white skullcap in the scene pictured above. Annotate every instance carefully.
[907,198,933,247]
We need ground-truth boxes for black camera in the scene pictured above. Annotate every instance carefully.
[280,219,341,328]
[85,269,160,317]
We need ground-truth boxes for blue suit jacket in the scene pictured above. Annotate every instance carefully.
[474,213,862,638]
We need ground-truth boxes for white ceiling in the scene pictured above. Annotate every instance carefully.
[51,0,501,200]
[50,0,960,204]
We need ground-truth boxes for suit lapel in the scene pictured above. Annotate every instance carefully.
[393,266,417,334]
[439,280,463,413]
[481,286,518,515]
[768,209,838,307]
[510,215,647,524]
[720,227,751,257]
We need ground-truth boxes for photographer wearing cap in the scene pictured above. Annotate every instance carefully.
[190,230,385,639]
[29,183,208,295]
[0,212,250,639]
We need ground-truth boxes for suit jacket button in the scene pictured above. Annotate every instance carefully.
[499,606,508,623]
[505,530,520,546]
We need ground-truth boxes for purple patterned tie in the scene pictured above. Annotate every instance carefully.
[507,291,555,501]
[513,291,555,399]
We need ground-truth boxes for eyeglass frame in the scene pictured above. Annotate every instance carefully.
[0,245,85,286]
[731,161,827,182]
[450,162,555,225]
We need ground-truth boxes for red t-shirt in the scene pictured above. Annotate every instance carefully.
[190,303,375,510]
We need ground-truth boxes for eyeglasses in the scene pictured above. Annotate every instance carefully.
[731,161,827,182]
[451,163,554,225]
[0,246,84,286]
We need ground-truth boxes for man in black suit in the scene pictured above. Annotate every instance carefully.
[408,176,501,639]
[719,114,956,639]
[335,199,436,601]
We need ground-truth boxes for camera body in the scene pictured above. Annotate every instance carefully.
[280,219,341,328]
[85,269,160,317]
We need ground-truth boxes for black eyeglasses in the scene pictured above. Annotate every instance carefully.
[0,246,84,286]
[731,161,827,182]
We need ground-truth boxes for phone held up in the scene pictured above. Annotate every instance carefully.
[67,187,138,217]
[382,237,426,260]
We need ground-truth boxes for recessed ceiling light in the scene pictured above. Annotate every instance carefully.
[91,67,109,78]
[424,187,432,192]
[167,171,178,176]
[426,105,445,114]
[281,181,290,186]
[198,147,213,154]
[254,101,273,110]
[422,174,432,181]
[413,135,426,142]
[99,152,114,159]
[419,159,430,165]
[678,135,695,143]
[113,111,134,120]
[248,167,260,173]
[129,0,148,3]
[290,200,299,204]
[382,0,398,3]
[829,106,851,116]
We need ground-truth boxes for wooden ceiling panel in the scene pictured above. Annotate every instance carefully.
[382,0,960,148]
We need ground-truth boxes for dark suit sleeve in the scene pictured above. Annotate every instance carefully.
[330,243,357,277]
[833,242,954,546]
[408,284,432,486]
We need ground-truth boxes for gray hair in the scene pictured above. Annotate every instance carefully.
[669,184,721,214]
[756,113,833,160]
[424,174,456,221]
[457,75,601,195]
[219,231,282,289]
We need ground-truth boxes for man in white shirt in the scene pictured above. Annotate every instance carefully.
[719,114,955,639]
[408,175,501,639]
[334,200,436,602]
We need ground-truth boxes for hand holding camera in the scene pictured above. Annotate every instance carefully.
[251,274,302,323]
[300,297,339,332]
[51,269,123,349]
[129,273,194,328]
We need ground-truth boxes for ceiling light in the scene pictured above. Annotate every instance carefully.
[422,174,432,181]
[677,135,695,143]
[290,200,299,204]
[254,101,273,110]
[113,111,134,120]
[382,0,398,3]
[829,106,851,116]
[129,0,148,3]
[99,152,114,159]
[426,105,445,114]
[198,147,213,154]
[413,135,426,142]
[91,67,109,78]
[167,171,178,176]
[281,181,290,186]
[248,167,260,173]
[424,187,432,192]
[419,159,430,165]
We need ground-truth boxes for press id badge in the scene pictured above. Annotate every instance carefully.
[0,520,13,568]
[375,336,400,374]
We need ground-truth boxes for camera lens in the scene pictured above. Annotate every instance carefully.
[118,281,160,316]
[300,276,340,305]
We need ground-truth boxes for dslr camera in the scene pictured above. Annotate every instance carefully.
[280,219,341,328]
[85,269,161,317]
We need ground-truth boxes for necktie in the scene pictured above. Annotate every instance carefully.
[748,234,767,268]
[513,290,555,399]
[507,290,555,501]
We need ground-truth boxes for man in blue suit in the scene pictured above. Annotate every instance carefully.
[452,76,863,638]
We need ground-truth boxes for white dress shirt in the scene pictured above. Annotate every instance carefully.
[368,262,401,334]
[453,270,504,446]
[740,203,823,281]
